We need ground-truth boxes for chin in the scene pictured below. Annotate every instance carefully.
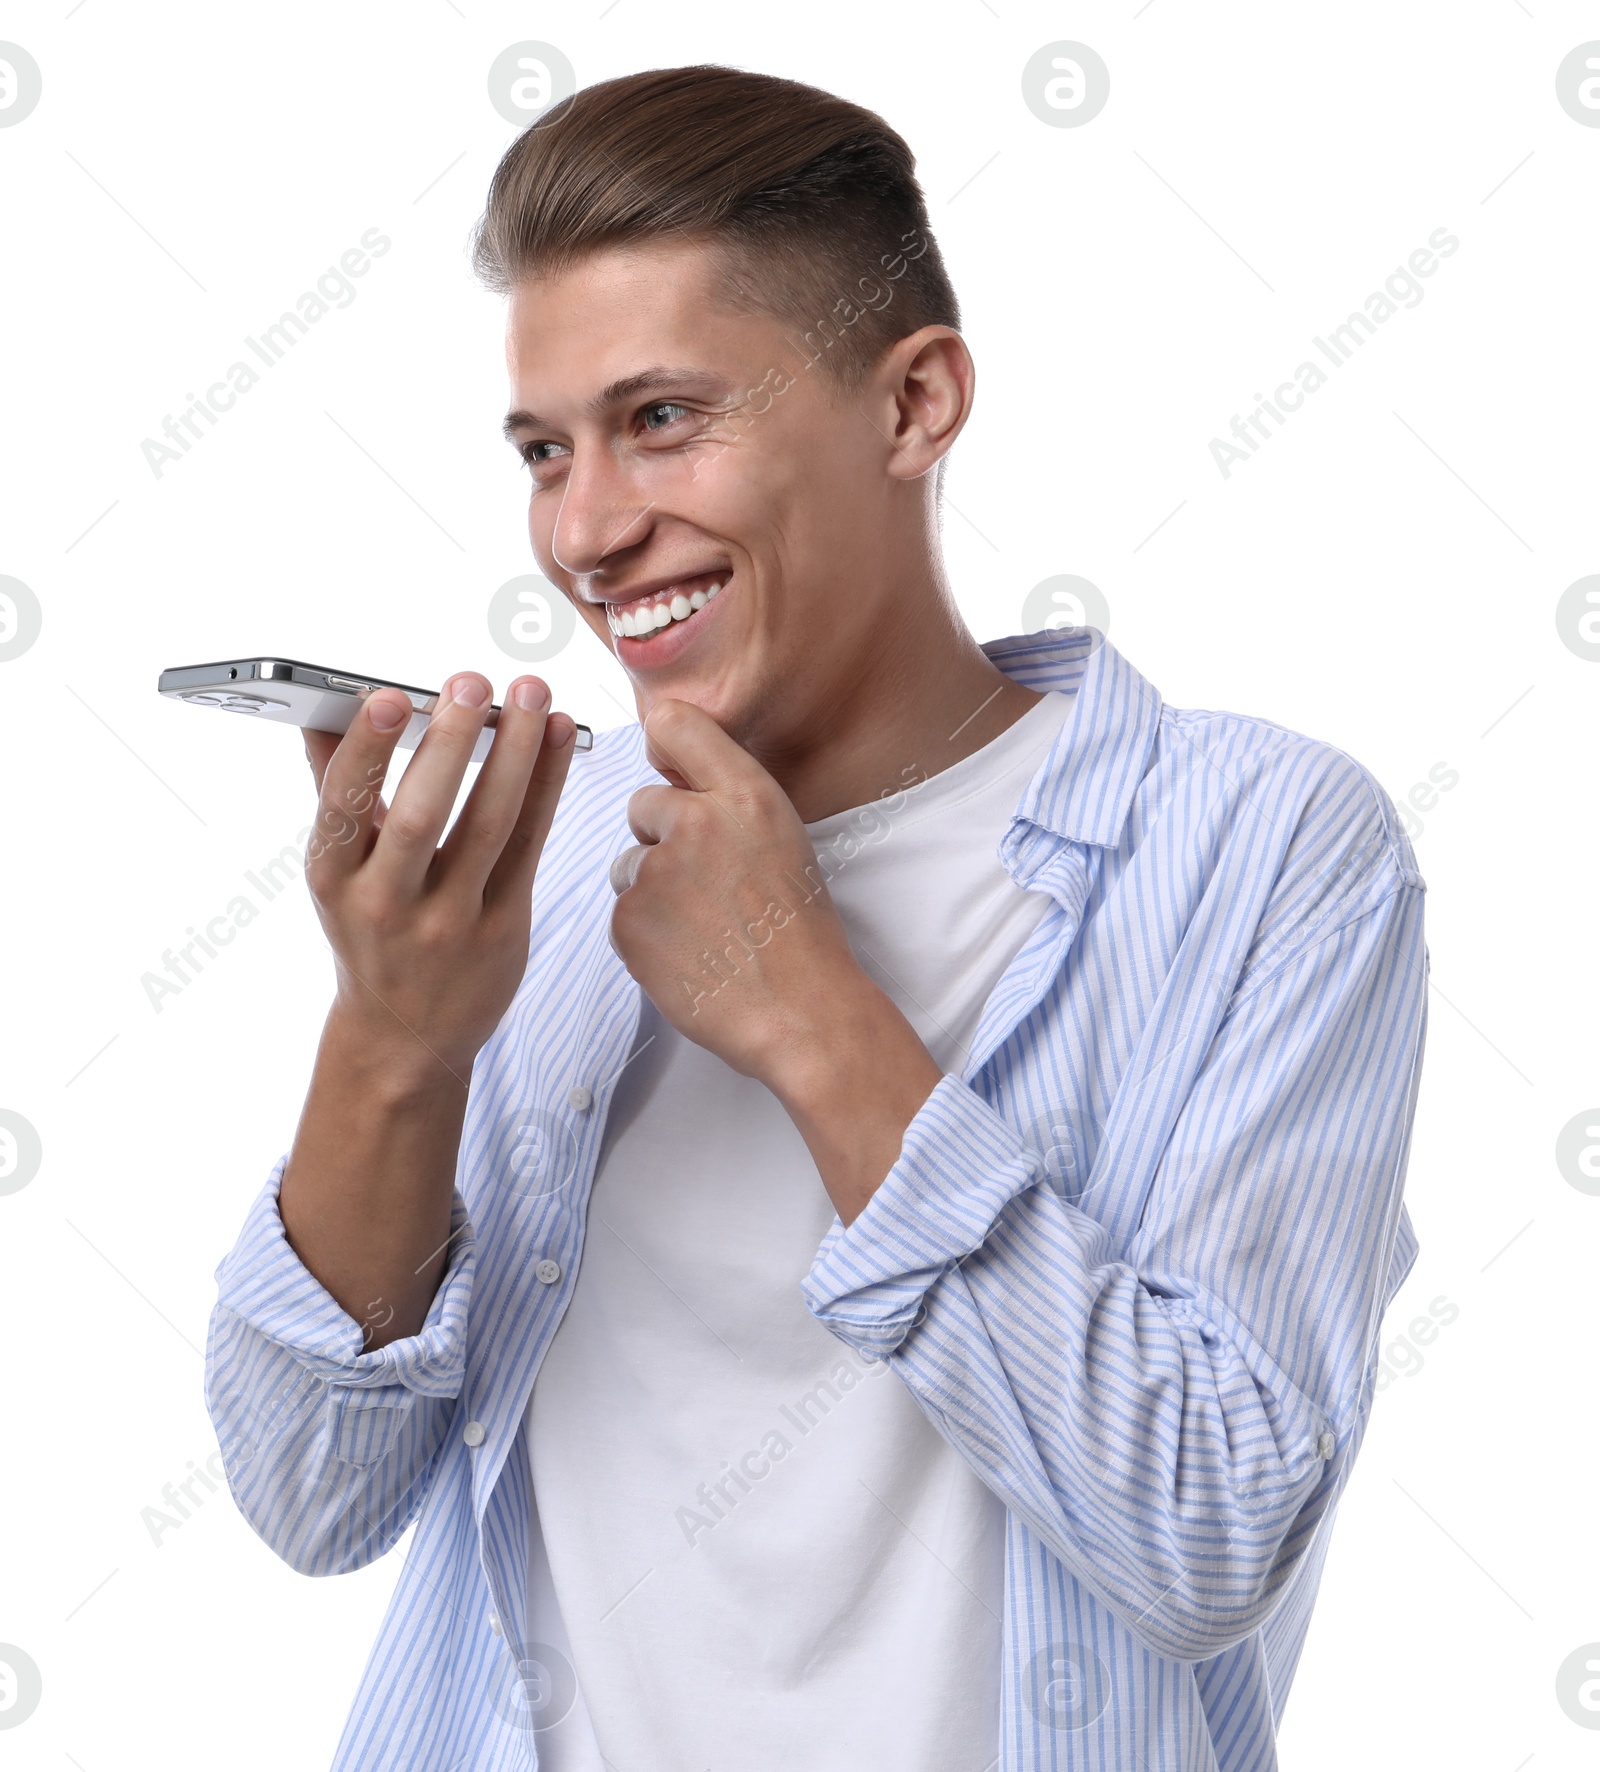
[634,662,760,739]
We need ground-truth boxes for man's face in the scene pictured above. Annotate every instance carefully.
[503,239,916,758]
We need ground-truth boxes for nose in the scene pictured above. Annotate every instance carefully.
[548,445,655,579]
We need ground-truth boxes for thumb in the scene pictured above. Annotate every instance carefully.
[641,699,759,794]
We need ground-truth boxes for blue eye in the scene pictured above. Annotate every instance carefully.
[643,402,690,430]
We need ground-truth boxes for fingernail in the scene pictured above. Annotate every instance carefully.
[451,676,489,707]
[513,679,550,713]
[369,697,407,731]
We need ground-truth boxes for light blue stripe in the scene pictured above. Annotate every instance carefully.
[204,627,1428,1770]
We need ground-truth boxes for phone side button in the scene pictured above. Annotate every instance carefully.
[326,677,375,694]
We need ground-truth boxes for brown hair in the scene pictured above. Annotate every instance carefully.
[471,64,962,401]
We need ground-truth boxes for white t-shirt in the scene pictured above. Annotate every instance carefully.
[523,688,1077,1770]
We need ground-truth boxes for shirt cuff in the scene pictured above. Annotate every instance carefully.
[801,1072,1039,1355]
[212,1152,475,1398]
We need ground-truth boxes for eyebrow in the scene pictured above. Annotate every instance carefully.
[501,367,727,441]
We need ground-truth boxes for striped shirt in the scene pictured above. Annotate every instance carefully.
[205,626,1428,1770]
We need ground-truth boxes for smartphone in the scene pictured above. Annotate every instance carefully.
[157,657,592,763]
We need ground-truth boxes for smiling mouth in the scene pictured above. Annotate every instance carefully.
[603,571,726,640]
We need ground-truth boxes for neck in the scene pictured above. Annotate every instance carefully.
[750,573,1043,825]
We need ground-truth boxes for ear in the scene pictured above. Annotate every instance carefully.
[883,326,975,484]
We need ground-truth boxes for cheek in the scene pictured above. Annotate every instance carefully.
[683,406,817,523]
[673,447,769,537]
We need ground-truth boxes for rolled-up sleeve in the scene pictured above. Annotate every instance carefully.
[204,1153,475,1576]
[802,877,1428,1664]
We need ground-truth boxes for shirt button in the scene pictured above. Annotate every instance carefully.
[568,1085,593,1112]
[535,1258,562,1285]
[488,1611,502,1637]
[462,1420,486,1448]
[1318,1431,1336,1460]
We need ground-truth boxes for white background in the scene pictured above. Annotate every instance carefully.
[1,2,1596,1767]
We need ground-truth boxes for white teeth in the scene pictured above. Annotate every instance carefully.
[606,577,727,640]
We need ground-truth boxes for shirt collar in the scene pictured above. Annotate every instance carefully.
[599,624,1162,853]
[981,627,1164,850]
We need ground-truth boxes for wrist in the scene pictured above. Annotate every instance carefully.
[767,977,911,1112]
[321,998,476,1106]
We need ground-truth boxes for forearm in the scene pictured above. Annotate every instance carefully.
[772,982,943,1226]
[277,1003,469,1348]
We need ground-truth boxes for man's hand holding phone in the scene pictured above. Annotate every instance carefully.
[279,671,580,1347]
[303,671,577,1078]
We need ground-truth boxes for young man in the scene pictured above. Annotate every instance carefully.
[205,64,1429,1772]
